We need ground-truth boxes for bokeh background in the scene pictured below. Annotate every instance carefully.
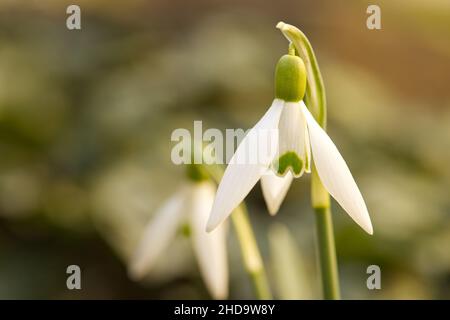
[0,0,449,299]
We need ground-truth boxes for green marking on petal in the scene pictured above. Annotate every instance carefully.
[274,152,303,176]
[180,223,191,238]
[304,156,310,172]
[304,146,311,172]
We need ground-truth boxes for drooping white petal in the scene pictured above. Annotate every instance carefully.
[128,186,188,279]
[261,170,293,215]
[300,102,373,234]
[190,181,228,299]
[273,102,310,177]
[206,99,284,232]
[303,121,312,173]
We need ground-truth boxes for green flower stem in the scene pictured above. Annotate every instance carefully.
[231,205,272,300]
[312,168,340,299]
[313,205,340,299]
[204,164,272,299]
[277,21,341,299]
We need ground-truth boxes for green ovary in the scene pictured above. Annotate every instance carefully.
[274,152,304,176]
[275,54,307,102]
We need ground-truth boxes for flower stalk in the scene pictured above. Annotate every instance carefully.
[277,21,341,299]
[204,164,272,299]
[231,205,272,299]
[312,167,340,299]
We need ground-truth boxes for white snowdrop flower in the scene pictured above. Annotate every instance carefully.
[129,175,228,299]
[207,51,373,235]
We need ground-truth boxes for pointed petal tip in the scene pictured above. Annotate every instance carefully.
[356,214,373,235]
[350,214,373,236]
[213,288,229,300]
[265,194,281,215]
[205,223,214,233]
[260,171,293,217]
[205,216,218,233]
[365,222,374,235]
[127,257,146,281]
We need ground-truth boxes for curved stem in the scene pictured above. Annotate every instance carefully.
[231,205,272,299]
[276,21,327,128]
[204,164,272,299]
[277,22,341,299]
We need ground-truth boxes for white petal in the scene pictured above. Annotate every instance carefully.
[128,186,188,279]
[190,182,228,299]
[273,102,310,177]
[303,121,312,173]
[206,99,284,231]
[261,170,293,215]
[301,102,373,234]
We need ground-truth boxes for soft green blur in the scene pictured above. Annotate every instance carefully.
[0,0,449,299]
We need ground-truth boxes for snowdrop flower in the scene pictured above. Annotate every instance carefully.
[129,168,228,299]
[207,50,373,235]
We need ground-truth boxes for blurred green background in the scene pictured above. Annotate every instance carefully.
[0,0,449,299]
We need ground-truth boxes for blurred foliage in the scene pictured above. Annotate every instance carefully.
[0,0,449,299]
